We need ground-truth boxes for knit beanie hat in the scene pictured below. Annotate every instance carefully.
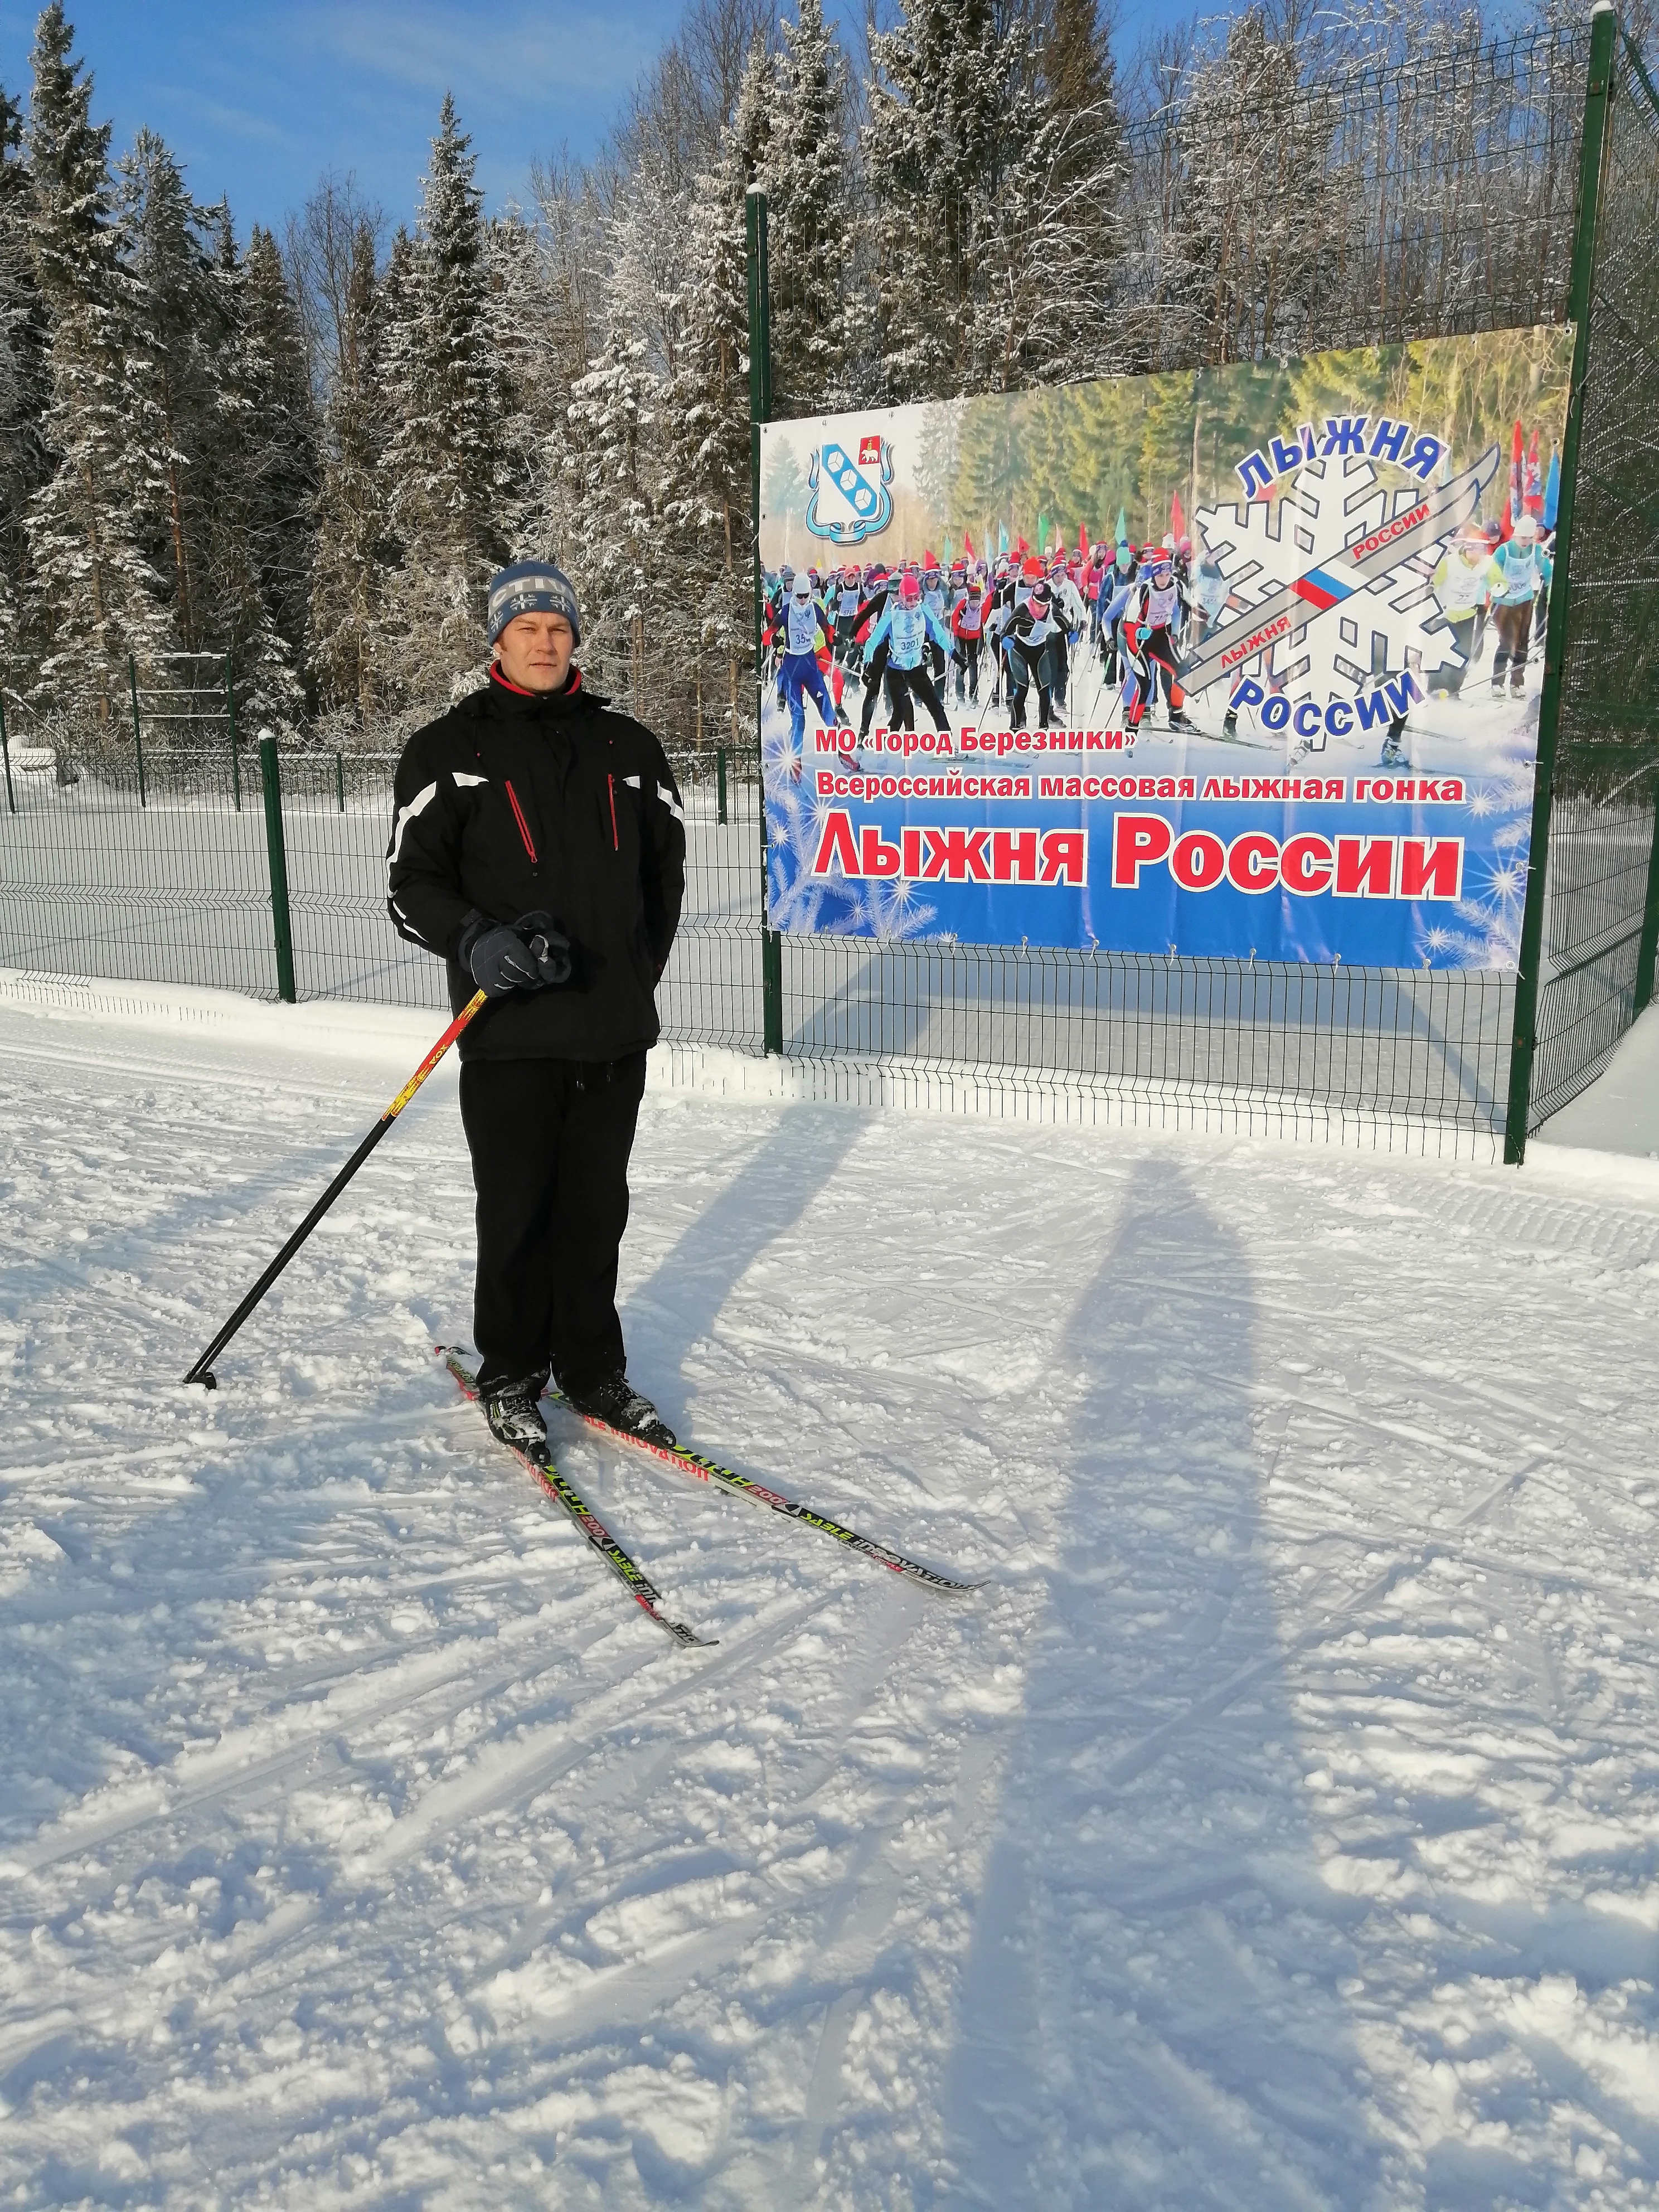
[486,561,581,648]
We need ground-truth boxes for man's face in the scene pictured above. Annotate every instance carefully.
[496,610,575,693]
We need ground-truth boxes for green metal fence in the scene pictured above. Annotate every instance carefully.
[1509,8,1659,1148]
[0,730,767,1046]
[2,16,1655,1157]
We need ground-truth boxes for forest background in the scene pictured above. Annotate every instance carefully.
[759,327,1578,566]
[0,0,1628,760]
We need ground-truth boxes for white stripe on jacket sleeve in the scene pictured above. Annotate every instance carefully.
[389,780,439,865]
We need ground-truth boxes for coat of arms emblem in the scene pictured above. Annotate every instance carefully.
[805,434,894,546]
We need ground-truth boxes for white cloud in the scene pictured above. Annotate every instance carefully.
[289,0,663,110]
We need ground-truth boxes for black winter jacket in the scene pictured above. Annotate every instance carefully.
[386,669,686,1061]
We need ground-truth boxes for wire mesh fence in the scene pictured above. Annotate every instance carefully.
[0,717,1520,1138]
[0,740,279,998]
[1526,23,1659,1129]
[0,733,769,1042]
[1,17,1653,1152]
[1122,22,1589,370]
[778,942,1516,1132]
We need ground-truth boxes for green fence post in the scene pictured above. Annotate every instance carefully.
[336,750,346,813]
[1502,1,1617,1165]
[227,653,241,811]
[717,744,728,826]
[259,734,297,1003]
[128,654,146,808]
[747,181,784,1057]
[1634,782,1659,1015]
[0,694,14,815]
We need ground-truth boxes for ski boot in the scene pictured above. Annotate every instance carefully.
[1167,709,1194,734]
[1222,708,1238,739]
[566,1372,677,1449]
[481,1371,550,1454]
[1379,719,1410,769]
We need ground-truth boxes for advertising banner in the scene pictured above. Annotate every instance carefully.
[758,328,1572,968]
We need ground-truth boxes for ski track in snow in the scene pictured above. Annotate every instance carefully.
[2,997,1658,2208]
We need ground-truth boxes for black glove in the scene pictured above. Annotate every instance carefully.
[455,911,572,997]
[515,910,573,986]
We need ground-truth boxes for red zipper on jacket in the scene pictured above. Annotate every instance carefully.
[607,773,619,851]
[505,779,537,863]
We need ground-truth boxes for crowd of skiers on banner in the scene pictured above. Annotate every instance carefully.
[761,434,1556,759]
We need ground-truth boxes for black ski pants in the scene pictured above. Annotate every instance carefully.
[1005,640,1052,730]
[460,1052,648,1395]
[885,663,950,733]
[858,642,892,737]
[1491,601,1534,688]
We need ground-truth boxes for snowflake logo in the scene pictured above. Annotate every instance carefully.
[1192,454,1463,749]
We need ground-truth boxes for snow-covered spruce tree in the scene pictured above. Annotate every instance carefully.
[377,95,502,708]
[1162,9,1331,368]
[662,132,752,747]
[560,163,697,729]
[24,3,168,726]
[486,208,563,561]
[761,0,851,416]
[111,128,224,657]
[0,83,52,699]
[732,33,771,187]
[562,327,663,720]
[861,0,1026,401]
[1015,0,1126,385]
[202,216,316,733]
[310,216,390,725]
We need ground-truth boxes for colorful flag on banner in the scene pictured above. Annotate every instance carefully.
[998,523,1008,556]
[1524,430,1542,516]
[1544,449,1560,529]
[1502,420,1524,536]
[1114,505,1128,551]
[1036,512,1049,557]
[1171,491,1186,543]
[963,527,976,560]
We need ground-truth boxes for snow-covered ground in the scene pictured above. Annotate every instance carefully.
[3,978,1659,2208]
[1536,1003,1659,1160]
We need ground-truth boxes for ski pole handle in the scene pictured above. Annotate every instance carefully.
[182,990,488,1389]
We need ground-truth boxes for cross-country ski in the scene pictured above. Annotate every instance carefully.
[441,1347,982,1594]
[442,1347,714,1650]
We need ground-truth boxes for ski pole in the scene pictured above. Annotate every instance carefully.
[183,989,488,1389]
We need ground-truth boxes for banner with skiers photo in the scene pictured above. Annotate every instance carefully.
[757,326,1573,969]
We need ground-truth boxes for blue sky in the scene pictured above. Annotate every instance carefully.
[0,0,1177,237]
[0,1,686,232]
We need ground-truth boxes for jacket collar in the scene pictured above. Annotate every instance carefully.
[488,662,585,709]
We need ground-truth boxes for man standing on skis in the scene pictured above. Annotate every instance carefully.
[386,561,686,1455]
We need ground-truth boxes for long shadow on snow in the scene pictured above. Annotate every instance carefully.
[940,1155,1384,2210]
[617,1101,869,1433]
